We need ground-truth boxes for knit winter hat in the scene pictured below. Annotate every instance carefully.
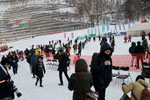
[1,58,10,65]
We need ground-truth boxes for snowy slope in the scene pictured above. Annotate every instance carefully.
[0,29,150,100]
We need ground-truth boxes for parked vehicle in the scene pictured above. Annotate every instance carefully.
[0,44,8,52]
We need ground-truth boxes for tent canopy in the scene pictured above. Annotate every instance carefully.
[127,23,150,36]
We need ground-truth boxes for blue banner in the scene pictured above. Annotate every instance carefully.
[107,21,109,31]
[5,24,12,29]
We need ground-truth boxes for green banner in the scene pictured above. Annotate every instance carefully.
[77,36,86,40]
[19,23,27,27]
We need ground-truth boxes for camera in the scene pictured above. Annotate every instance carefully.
[12,85,22,98]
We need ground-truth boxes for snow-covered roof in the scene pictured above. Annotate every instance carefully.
[127,23,150,32]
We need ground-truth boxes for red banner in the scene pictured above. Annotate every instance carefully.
[49,31,65,35]
[14,20,22,26]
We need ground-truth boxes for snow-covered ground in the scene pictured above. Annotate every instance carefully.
[0,29,150,100]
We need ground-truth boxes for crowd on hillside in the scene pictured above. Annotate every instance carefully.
[0,35,150,100]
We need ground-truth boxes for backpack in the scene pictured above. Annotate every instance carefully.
[141,88,150,100]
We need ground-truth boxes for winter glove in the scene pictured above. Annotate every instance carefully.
[122,83,126,86]
[16,92,22,98]
[2,81,14,88]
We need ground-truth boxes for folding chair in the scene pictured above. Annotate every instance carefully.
[141,62,150,83]
[51,59,59,70]
[46,59,52,69]
[116,67,132,85]
[112,66,120,77]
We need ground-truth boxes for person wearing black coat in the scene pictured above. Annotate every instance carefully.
[10,55,19,75]
[34,56,46,87]
[78,42,82,56]
[135,41,145,69]
[68,59,93,100]
[55,50,70,86]
[129,42,136,67]
[0,58,14,100]
[148,32,150,40]
[91,43,112,100]
[100,37,107,46]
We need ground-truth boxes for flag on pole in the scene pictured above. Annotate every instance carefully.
[107,21,110,31]
[91,28,93,34]
[118,20,121,30]
[64,33,66,38]
[81,25,82,29]
[88,29,90,35]
[128,19,130,29]
[114,25,117,33]
[71,33,74,38]
[123,24,126,30]
[87,24,89,28]
[98,27,100,33]
[102,24,105,32]
[94,27,97,34]
[78,26,80,30]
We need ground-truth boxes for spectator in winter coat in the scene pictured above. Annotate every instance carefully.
[148,32,150,40]
[141,32,145,41]
[78,43,82,56]
[30,52,38,78]
[10,55,19,75]
[55,50,70,86]
[124,35,127,43]
[68,59,93,100]
[35,56,46,87]
[100,37,107,46]
[142,38,148,53]
[73,44,77,54]
[122,75,149,100]
[142,38,148,59]
[52,48,56,59]
[110,36,115,52]
[91,43,112,100]
[129,42,136,67]
[128,34,132,42]
[135,41,145,69]
[0,58,14,100]
[98,35,101,41]
[45,47,50,60]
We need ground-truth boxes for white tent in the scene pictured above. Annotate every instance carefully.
[127,23,150,36]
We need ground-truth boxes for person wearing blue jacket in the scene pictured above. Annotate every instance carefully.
[30,52,38,78]
[91,43,112,100]
[10,55,19,75]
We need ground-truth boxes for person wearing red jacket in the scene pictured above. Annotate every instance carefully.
[128,34,132,42]
[124,35,127,43]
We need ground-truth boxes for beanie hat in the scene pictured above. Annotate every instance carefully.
[1,58,10,65]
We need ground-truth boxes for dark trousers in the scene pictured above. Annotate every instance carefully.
[78,50,81,56]
[36,77,42,86]
[97,88,106,100]
[128,39,131,42]
[59,71,69,84]
[32,66,35,78]
[124,40,127,43]
[13,67,17,74]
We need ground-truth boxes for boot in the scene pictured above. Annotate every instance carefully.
[58,83,63,86]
